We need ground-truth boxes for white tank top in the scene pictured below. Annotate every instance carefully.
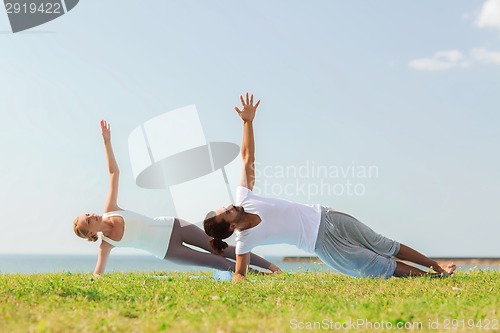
[101,210,174,259]
[235,186,321,254]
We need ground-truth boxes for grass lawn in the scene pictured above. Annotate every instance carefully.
[0,270,498,332]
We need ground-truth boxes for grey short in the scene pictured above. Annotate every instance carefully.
[314,207,400,278]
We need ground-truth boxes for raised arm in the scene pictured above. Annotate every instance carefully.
[101,120,121,212]
[235,93,260,191]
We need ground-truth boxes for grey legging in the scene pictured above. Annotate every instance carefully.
[164,218,272,271]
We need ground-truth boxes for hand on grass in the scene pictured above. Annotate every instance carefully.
[232,273,246,282]
[269,263,282,274]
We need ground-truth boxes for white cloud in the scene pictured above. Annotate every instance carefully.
[408,59,454,71]
[408,50,466,71]
[436,50,465,62]
[476,0,500,30]
[471,47,500,64]
[409,1,500,72]
[408,48,500,71]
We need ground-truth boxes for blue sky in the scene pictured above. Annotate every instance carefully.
[0,1,499,258]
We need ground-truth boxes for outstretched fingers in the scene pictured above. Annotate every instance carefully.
[239,93,260,107]
[235,93,260,120]
[100,120,111,141]
[100,120,110,130]
[240,92,260,107]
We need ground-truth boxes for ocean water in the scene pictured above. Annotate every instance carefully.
[0,254,497,274]
[0,254,334,274]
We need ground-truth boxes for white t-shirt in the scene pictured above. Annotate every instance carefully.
[235,186,322,254]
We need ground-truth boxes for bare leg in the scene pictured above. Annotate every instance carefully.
[395,244,456,275]
[393,261,428,277]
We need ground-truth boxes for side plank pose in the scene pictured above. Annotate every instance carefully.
[73,120,280,276]
[204,93,456,280]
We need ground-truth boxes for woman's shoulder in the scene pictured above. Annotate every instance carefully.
[103,208,126,215]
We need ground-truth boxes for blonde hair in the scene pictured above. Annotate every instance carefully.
[73,216,98,242]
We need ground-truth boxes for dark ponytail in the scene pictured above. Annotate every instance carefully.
[203,211,234,255]
[209,238,229,255]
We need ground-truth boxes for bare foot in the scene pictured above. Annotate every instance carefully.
[435,263,456,276]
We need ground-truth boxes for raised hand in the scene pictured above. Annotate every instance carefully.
[234,92,260,123]
[100,120,111,142]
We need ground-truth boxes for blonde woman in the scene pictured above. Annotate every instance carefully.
[73,120,280,276]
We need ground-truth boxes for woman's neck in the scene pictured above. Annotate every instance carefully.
[101,217,114,236]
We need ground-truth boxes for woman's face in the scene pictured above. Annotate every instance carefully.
[77,213,102,239]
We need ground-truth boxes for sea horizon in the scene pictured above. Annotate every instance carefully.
[0,254,498,274]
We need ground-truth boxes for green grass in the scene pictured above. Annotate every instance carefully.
[0,270,498,332]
